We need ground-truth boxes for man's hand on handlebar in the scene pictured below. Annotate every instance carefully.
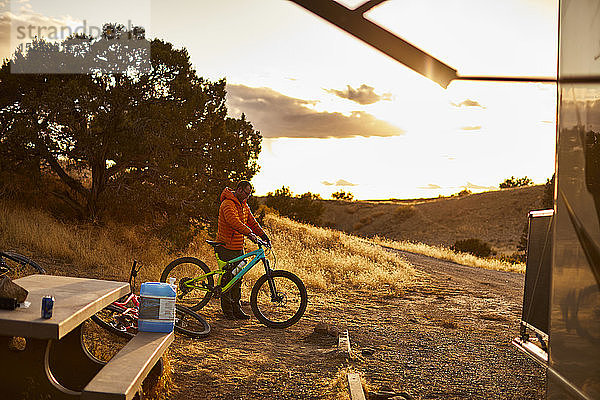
[248,233,271,248]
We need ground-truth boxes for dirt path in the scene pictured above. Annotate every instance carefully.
[165,248,545,400]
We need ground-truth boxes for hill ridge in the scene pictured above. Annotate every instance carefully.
[320,185,546,254]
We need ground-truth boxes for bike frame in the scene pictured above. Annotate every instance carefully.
[183,246,271,294]
[104,261,142,330]
[112,293,140,320]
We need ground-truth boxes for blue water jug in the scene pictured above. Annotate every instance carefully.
[138,282,176,333]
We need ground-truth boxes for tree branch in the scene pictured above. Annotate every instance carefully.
[37,143,89,198]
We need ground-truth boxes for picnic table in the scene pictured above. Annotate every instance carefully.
[0,274,173,400]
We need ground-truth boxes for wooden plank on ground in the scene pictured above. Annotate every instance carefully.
[338,329,350,354]
[347,373,366,400]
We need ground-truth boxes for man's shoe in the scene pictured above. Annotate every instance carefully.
[233,308,251,320]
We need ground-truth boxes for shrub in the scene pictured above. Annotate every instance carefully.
[499,176,533,188]
[451,238,495,258]
[331,190,354,201]
[265,186,323,225]
[395,205,416,222]
[497,252,527,264]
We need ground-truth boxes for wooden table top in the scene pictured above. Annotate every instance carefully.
[0,275,129,340]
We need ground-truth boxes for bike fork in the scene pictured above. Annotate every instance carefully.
[263,259,279,302]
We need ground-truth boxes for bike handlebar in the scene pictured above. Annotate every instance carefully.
[251,236,271,248]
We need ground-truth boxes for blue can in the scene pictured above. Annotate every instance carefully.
[41,296,54,319]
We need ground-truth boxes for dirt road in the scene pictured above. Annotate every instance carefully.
[165,248,545,399]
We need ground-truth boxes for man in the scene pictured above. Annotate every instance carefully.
[216,180,270,320]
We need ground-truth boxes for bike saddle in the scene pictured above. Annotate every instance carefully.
[206,240,226,248]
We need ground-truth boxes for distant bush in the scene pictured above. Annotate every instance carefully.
[331,190,354,201]
[499,176,533,189]
[497,252,527,264]
[395,205,416,222]
[265,186,323,225]
[451,238,495,258]
[457,189,472,197]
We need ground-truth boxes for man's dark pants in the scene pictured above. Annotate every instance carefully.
[215,246,244,315]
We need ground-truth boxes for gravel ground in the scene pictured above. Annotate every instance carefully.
[164,248,546,399]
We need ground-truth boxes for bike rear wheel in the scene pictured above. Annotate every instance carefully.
[250,270,307,329]
[1,251,46,279]
[90,304,136,339]
[174,304,211,338]
[160,257,214,311]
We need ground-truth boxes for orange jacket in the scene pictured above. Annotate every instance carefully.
[216,188,265,251]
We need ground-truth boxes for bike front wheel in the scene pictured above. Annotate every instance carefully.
[90,304,136,339]
[250,270,307,329]
[160,257,214,311]
[174,304,211,338]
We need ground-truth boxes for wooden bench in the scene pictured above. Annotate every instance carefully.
[82,331,174,400]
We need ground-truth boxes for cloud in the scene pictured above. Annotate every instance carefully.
[336,179,357,186]
[321,179,358,186]
[465,182,497,190]
[326,84,392,105]
[226,84,404,138]
[460,126,482,131]
[0,9,75,60]
[452,99,484,108]
[418,183,442,189]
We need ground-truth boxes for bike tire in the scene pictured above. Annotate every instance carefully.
[90,304,136,339]
[250,270,307,329]
[1,251,46,278]
[174,304,211,338]
[160,257,214,311]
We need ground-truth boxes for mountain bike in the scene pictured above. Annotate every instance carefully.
[91,261,211,339]
[160,238,307,329]
[0,251,46,279]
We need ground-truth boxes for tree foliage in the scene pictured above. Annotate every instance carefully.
[265,186,323,225]
[499,176,533,189]
[541,174,555,209]
[0,24,261,247]
[331,190,354,201]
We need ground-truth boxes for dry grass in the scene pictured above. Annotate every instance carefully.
[259,214,417,294]
[371,236,525,273]
[321,367,352,400]
[0,200,200,285]
[0,201,417,296]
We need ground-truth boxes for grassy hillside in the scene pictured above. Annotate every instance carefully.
[320,185,546,255]
[0,201,417,294]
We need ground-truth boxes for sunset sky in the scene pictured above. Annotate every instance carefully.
[0,0,559,199]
